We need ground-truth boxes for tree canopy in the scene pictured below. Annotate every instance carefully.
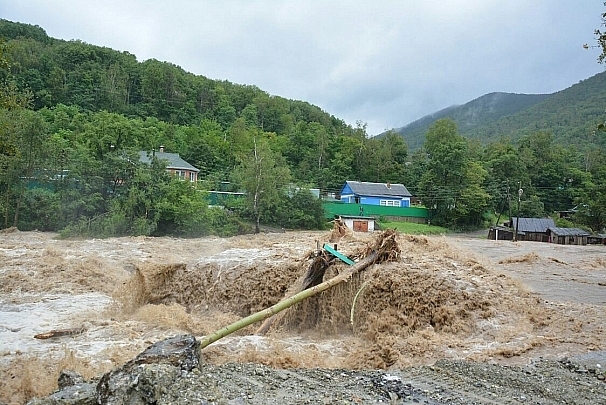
[595,2,606,64]
[1,18,606,235]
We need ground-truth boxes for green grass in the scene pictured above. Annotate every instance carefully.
[378,221,449,235]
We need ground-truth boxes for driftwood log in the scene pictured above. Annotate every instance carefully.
[199,229,399,350]
[34,327,85,339]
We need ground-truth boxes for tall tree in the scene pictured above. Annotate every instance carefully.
[595,2,606,64]
[232,134,291,233]
[483,139,529,217]
[516,131,582,213]
[0,109,49,227]
[0,41,44,227]
[418,119,489,228]
[359,131,407,183]
[572,156,606,232]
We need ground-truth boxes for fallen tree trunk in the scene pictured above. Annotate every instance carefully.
[255,252,333,335]
[34,327,85,339]
[300,253,333,290]
[199,229,399,350]
[200,251,378,350]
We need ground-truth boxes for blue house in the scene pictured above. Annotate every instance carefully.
[339,181,412,208]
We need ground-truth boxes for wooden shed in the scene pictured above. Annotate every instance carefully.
[507,217,555,242]
[487,226,515,240]
[547,227,590,245]
[340,215,376,232]
[588,234,606,245]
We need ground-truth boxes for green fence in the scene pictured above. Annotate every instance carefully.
[207,191,246,205]
[322,202,429,221]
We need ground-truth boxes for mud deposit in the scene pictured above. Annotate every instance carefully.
[1,229,605,404]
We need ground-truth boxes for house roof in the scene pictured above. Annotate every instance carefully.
[548,227,591,237]
[339,215,376,220]
[139,151,199,172]
[510,217,555,233]
[344,181,412,198]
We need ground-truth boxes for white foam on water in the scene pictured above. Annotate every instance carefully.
[0,293,111,358]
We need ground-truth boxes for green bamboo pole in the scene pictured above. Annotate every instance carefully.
[350,280,370,325]
[199,251,378,350]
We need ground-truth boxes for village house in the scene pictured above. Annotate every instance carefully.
[489,217,556,241]
[138,146,200,182]
[327,181,416,233]
[546,227,591,245]
[588,234,606,245]
[322,180,428,226]
[508,217,555,242]
[489,218,593,245]
[339,181,412,207]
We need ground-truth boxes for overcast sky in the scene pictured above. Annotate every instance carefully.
[2,1,605,135]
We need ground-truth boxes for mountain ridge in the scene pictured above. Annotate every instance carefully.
[389,72,606,150]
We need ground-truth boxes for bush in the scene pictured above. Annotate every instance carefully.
[264,189,326,230]
[18,188,63,231]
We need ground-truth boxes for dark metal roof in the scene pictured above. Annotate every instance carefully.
[548,227,591,237]
[139,151,199,172]
[510,217,555,233]
[345,181,412,198]
[339,215,376,220]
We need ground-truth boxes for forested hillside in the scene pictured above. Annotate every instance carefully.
[393,72,606,152]
[0,20,409,235]
[393,92,551,150]
[1,19,606,235]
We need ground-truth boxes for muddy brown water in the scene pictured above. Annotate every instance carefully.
[451,236,606,305]
[1,229,605,404]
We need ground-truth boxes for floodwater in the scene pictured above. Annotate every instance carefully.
[451,236,606,305]
[1,228,605,404]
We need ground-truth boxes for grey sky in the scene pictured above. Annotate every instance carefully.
[2,1,604,135]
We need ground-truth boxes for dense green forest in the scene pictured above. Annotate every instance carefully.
[391,92,552,150]
[1,19,606,236]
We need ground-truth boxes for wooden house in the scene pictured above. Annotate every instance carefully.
[588,234,606,245]
[139,147,200,182]
[507,217,556,242]
[547,227,590,245]
[487,225,515,240]
[339,181,412,207]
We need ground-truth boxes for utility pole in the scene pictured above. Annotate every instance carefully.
[507,181,512,223]
[514,182,523,241]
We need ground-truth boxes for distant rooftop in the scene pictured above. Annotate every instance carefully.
[344,181,412,197]
[139,151,199,172]
[509,217,555,233]
[548,227,591,237]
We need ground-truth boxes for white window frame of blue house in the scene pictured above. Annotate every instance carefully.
[380,199,401,207]
[340,194,354,203]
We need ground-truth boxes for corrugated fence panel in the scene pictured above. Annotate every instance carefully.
[322,202,429,220]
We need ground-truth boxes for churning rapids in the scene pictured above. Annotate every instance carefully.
[1,228,605,404]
